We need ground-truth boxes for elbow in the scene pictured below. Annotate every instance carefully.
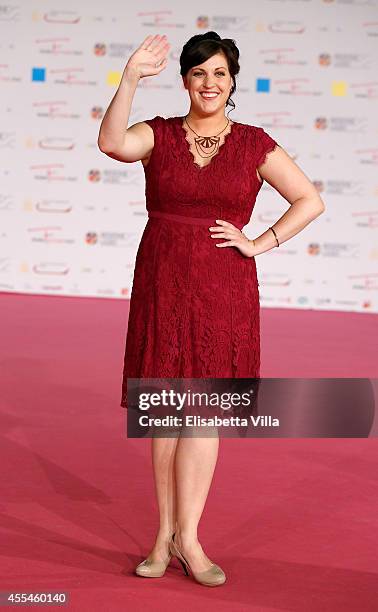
[97,131,105,152]
[97,139,110,153]
[316,198,326,216]
[306,194,326,218]
[313,204,325,221]
[97,131,116,153]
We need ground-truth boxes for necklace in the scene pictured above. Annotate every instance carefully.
[183,115,231,160]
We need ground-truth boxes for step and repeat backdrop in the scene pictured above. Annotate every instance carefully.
[0,0,377,312]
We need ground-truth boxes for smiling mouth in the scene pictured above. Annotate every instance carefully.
[199,92,220,99]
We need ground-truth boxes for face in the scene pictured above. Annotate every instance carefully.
[183,52,233,115]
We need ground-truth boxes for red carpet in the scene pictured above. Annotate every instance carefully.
[1,292,377,610]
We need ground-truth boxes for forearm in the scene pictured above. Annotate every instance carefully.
[97,67,140,150]
[251,195,325,255]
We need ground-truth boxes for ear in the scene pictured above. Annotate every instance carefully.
[182,76,188,90]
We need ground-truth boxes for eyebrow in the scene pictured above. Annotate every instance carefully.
[192,66,226,71]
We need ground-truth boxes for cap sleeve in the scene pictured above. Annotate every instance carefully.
[143,115,165,168]
[144,115,165,143]
[254,126,279,168]
[144,115,164,130]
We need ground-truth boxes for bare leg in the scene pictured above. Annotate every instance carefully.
[174,430,220,573]
[145,432,179,562]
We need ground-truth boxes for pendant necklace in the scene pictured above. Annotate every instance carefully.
[183,115,231,160]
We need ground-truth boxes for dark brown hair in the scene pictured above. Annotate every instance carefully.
[179,31,240,114]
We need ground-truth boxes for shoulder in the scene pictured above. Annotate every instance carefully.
[144,115,178,126]
[144,115,166,129]
[233,123,279,178]
[240,122,274,138]
[234,120,277,141]
[232,121,274,143]
[143,115,179,136]
[142,116,169,147]
[244,123,279,158]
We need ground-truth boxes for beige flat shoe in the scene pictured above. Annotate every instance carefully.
[169,532,226,587]
[135,550,172,578]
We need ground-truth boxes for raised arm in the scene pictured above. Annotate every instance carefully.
[97,34,170,163]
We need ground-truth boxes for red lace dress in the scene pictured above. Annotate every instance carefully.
[120,115,278,409]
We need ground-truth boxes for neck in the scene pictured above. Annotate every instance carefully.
[184,110,231,134]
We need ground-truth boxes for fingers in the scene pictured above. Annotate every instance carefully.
[140,34,170,71]
[209,232,238,240]
[154,42,170,63]
[209,220,236,231]
[155,57,168,71]
[209,221,249,250]
[138,34,155,49]
[215,241,237,248]
[206,220,253,256]
[152,35,168,54]
[209,224,240,239]
[141,34,168,53]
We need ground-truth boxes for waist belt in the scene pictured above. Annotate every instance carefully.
[148,210,244,230]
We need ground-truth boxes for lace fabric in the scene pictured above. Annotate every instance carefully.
[180,117,234,169]
[120,115,279,409]
[254,126,279,183]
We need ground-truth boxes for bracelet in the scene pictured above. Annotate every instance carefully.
[269,226,279,247]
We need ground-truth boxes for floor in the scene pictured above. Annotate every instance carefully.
[0,292,377,611]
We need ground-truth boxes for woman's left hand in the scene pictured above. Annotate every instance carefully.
[209,220,256,258]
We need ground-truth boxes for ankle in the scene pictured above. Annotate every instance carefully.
[156,527,176,542]
[175,528,199,548]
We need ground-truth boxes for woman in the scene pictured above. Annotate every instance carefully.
[98,31,325,587]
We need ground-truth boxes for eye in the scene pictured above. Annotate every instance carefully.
[193,71,226,77]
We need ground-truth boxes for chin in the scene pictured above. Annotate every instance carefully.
[195,99,224,110]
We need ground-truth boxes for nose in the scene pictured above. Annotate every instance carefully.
[203,77,216,88]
